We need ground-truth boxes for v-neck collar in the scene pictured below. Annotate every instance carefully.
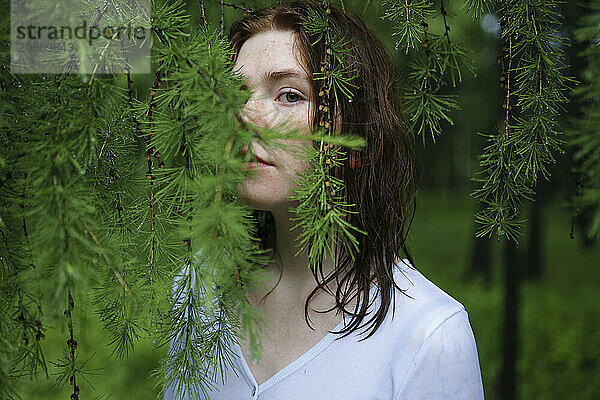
[232,279,381,397]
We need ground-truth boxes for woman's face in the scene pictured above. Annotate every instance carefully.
[235,29,314,211]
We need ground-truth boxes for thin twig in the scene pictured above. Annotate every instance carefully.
[82,220,131,294]
[87,20,134,96]
[89,0,111,28]
[199,0,208,28]
[505,19,513,139]
[223,1,254,14]
[145,66,163,285]
[65,289,79,400]
[220,0,225,38]
[440,0,452,46]
[130,0,150,22]
[529,7,542,97]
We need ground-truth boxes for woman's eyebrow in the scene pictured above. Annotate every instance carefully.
[261,69,308,83]
[239,69,310,91]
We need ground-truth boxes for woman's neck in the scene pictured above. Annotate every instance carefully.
[251,206,337,310]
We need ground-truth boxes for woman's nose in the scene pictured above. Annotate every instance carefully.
[240,97,265,127]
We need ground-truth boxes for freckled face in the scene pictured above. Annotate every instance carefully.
[235,30,314,211]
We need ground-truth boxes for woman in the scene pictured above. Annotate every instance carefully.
[167,1,484,399]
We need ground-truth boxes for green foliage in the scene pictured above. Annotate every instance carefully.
[381,0,474,141]
[412,193,600,400]
[520,285,600,399]
[288,1,367,274]
[290,142,367,266]
[569,0,600,239]
[461,0,497,19]
[0,0,595,398]
[381,0,437,52]
[473,0,574,240]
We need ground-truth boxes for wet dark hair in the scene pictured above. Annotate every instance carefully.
[229,0,416,341]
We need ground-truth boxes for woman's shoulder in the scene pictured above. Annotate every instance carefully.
[375,259,469,340]
[391,259,466,312]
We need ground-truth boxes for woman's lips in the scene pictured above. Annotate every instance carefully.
[248,153,274,168]
[248,161,274,169]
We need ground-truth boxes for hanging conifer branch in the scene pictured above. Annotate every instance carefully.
[472,0,572,239]
[85,27,146,360]
[12,289,48,380]
[290,1,366,274]
[143,7,366,395]
[462,0,497,19]
[143,18,269,397]
[503,10,513,139]
[382,0,472,141]
[145,67,163,285]
[52,287,98,396]
[65,290,79,400]
[473,1,525,240]
[569,0,600,238]
[381,0,437,52]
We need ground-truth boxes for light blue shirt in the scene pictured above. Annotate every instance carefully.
[164,260,485,399]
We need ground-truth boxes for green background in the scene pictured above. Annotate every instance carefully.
[12,1,600,399]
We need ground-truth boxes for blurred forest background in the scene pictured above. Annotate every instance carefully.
[11,0,600,399]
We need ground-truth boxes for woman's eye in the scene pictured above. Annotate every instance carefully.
[279,91,302,103]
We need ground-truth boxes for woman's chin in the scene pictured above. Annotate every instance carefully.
[236,185,282,210]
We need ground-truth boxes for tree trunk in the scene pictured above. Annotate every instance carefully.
[469,235,492,283]
[468,203,493,283]
[526,199,542,280]
[499,239,520,400]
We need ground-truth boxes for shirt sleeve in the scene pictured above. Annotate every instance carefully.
[396,309,485,400]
